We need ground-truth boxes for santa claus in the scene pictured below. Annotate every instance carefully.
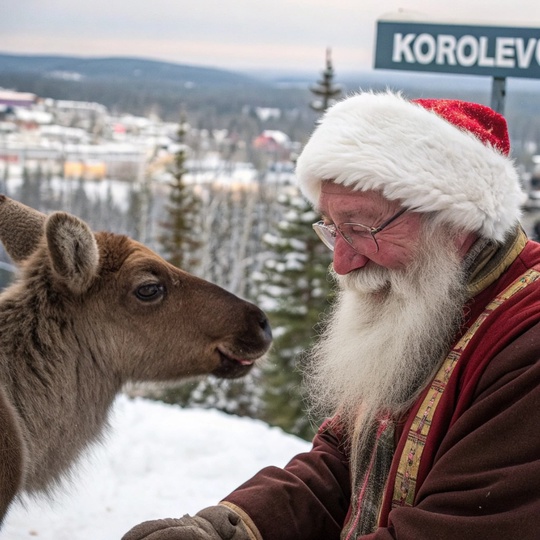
[124,92,540,540]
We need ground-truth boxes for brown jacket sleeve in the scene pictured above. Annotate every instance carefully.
[222,422,351,540]
[224,321,540,540]
[363,322,540,540]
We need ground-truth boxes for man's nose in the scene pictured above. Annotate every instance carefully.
[332,236,370,275]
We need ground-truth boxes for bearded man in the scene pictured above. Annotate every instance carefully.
[123,92,540,540]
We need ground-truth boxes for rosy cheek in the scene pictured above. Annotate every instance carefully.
[375,243,416,270]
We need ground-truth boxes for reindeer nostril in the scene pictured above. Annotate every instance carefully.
[259,315,272,341]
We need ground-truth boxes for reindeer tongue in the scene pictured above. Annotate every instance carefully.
[237,358,255,366]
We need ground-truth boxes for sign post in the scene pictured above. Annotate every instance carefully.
[491,77,506,115]
[375,19,540,114]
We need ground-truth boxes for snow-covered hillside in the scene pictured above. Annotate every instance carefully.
[4,396,311,540]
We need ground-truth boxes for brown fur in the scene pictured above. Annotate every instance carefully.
[0,195,272,524]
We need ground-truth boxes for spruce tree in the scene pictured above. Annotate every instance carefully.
[309,48,342,113]
[257,185,334,440]
[153,115,206,407]
[252,50,342,440]
[159,117,203,271]
[19,165,41,210]
[1,162,8,194]
[158,182,271,417]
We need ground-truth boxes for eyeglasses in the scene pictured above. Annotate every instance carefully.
[312,207,407,254]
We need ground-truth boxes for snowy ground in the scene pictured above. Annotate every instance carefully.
[3,396,311,540]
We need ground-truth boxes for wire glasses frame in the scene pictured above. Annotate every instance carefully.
[312,207,407,254]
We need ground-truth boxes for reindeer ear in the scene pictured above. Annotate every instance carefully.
[0,195,46,263]
[45,212,99,294]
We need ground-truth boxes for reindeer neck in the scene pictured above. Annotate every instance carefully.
[0,282,122,494]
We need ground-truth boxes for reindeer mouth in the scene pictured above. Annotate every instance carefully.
[213,347,257,379]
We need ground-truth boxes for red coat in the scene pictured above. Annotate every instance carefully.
[222,239,540,539]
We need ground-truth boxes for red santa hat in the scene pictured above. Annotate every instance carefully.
[295,91,525,242]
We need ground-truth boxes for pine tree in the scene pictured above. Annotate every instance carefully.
[257,184,334,440]
[19,165,41,210]
[309,48,342,113]
[158,182,272,416]
[72,177,91,221]
[1,162,9,194]
[255,50,342,440]
[159,117,203,271]
[153,115,205,407]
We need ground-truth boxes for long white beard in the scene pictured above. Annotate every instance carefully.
[304,225,469,453]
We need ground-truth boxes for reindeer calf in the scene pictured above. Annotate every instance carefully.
[0,195,272,524]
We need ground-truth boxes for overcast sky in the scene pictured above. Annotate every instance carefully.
[2,1,540,73]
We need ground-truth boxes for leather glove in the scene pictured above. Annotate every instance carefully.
[122,505,251,540]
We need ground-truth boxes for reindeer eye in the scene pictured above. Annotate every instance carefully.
[135,283,165,301]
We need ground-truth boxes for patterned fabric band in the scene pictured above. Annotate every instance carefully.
[391,266,540,509]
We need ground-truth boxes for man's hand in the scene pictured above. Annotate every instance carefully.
[122,505,251,540]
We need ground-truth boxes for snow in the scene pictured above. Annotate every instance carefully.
[3,396,311,540]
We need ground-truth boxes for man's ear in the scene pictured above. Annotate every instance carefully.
[46,212,99,294]
[455,231,479,259]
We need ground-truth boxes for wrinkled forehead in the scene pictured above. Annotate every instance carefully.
[320,181,358,195]
[317,182,397,215]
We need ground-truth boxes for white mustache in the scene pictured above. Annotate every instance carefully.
[303,224,468,453]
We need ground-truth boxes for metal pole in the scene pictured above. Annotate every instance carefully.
[490,77,506,115]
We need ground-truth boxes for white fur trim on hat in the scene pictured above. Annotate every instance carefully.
[295,91,525,242]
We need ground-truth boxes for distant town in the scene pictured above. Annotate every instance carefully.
[0,87,298,190]
[2,39,540,237]
[0,86,308,297]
